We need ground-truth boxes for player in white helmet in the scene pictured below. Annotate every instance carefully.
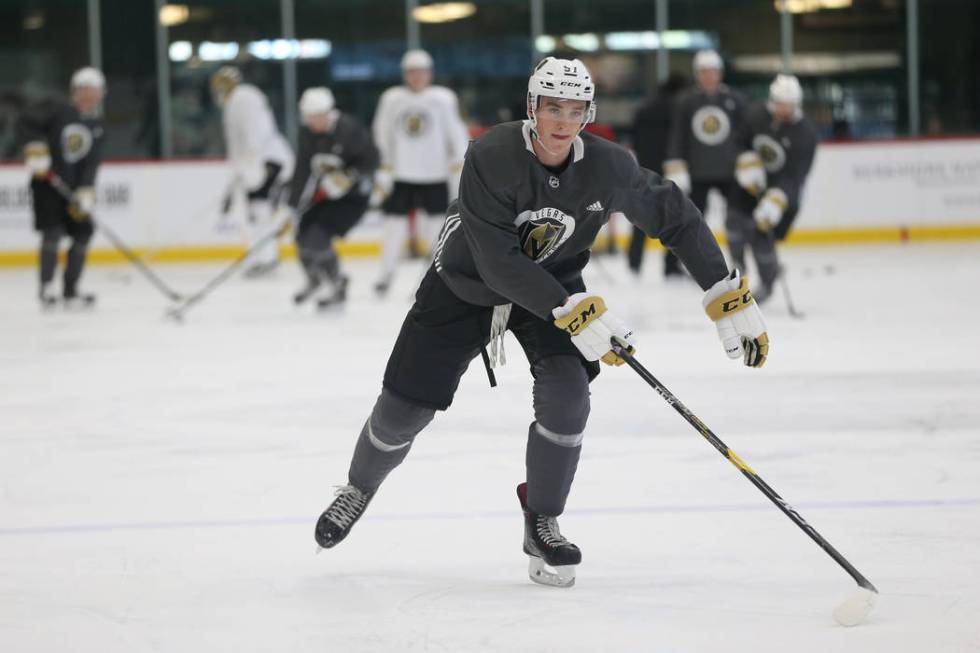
[663,49,749,278]
[211,66,295,278]
[370,48,470,296]
[285,87,379,309]
[18,66,106,308]
[728,73,817,303]
[311,57,768,588]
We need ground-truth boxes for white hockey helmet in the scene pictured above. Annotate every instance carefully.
[299,87,335,117]
[70,67,106,91]
[401,49,433,71]
[768,74,804,120]
[693,49,724,72]
[526,56,596,128]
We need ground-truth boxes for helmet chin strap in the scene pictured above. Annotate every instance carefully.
[528,103,585,160]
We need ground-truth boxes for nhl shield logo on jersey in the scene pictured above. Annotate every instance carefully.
[753,134,787,173]
[515,207,576,262]
[401,110,429,137]
[691,106,731,146]
[61,123,94,164]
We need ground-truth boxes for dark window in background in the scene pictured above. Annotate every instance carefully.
[920,0,980,136]
[295,0,405,129]
[418,0,532,129]
[101,0,157,158]
[0,0,89,160]
[790,0,907,140]
[165,0,285,157]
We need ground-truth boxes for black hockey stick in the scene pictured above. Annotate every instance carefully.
[767,231,804,319]
[611,338,878,625]
[164,174,319,322]
[47,174,183,302]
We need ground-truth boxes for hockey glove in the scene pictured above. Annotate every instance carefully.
[753,188,787,232]
[24,141,51,179]
[703,270,769,368]
[553,293,636,366]
[663,159,691,195]
[370,166,394,208]
[735,151,766,197]
[68,187,96,222]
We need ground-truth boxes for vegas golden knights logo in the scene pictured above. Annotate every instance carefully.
[515,207,575,262]
[402,111,429,137]
[691,106,730,146]
[753,134,786,173]
[61,123,93,164]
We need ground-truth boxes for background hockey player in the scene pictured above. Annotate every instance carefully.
[19,66,106,308]
[728,74,817,303]
[663,50,748,278]
[210,66,294,278]
[312,57,769,588]
[628,73,688,276]
[287,87,379,310]
[370,48,470,295]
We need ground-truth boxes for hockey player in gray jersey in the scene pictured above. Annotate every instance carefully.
[313,57,769,587]
[287,87,379,309]
[728,74,817,303]
[18,67,106,308]
[663,50,748,278]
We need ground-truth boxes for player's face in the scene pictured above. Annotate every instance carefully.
[697,68,722,92]
[771,101,797,122]
[533,96,587,155]
[404,67,432,92]
[305,113,331,133]
[72,86,103,114]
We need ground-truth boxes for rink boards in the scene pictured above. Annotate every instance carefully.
[1,136,980,265]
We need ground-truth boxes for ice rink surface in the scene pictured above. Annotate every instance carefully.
[2,242,979,653]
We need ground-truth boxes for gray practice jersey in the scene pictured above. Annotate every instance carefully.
[434,120,729,320]
[667,84,747,183]
[738,102,817,213]
[288,113,380,208]
[17,99,104,191]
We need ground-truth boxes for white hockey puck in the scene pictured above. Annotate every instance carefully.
[832,587,877,626]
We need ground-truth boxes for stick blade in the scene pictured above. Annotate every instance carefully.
[833,587,877,626]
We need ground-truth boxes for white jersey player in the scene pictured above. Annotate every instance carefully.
[210,66,295,277]
[371,49,470,295]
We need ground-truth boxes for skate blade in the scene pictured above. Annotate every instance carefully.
[528,556,576,588]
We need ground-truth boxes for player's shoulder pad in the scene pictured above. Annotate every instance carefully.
[465,121,526,174]
[580,130,636,172]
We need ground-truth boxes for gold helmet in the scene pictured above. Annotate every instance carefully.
[210,66,241,105]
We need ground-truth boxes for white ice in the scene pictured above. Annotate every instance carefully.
[1,243,979,653]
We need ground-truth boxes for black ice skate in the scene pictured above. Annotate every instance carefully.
[517,482,581,588]
[293,278,322,305]
[62,288,96,309]
[314,484,374,549]
[38,284,58,310]
[316,276,349,311]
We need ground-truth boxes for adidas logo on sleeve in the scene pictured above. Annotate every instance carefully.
[586,201,603,211]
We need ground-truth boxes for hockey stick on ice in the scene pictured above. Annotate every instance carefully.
[164,174,319,322]
[767,231,804,319]
[47,174,184,302]
[611,338,878,626]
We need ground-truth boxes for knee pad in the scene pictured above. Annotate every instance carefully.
[367,389,436,451]
[533,356,590,439]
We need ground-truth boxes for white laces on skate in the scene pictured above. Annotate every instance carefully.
[326,485,369,529]
[488,303,512,368]
[535,515,569,547]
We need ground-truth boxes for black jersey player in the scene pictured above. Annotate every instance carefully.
[286,87,379,309]
[663,50,748,279]
[313,57,770,587]
[728,74,818,303]
[19,67,106,308]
